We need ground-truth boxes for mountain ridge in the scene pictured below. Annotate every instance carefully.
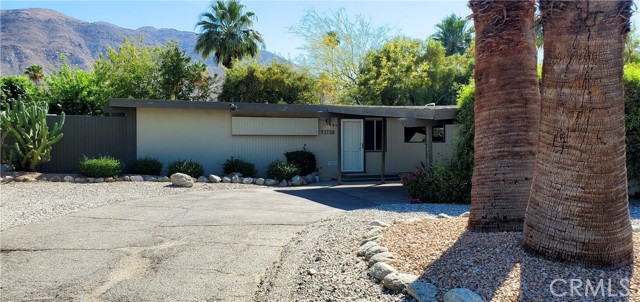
[0,8,283,76]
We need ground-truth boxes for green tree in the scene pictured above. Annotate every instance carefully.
[195,0,264,69]
[623,63,640,181]
[290,8,395,103]
[625,25,640,64]
[24,65,44,85]
[45,58,110,116]
[432,13,474,56]
[353,38,472,106]
[0,76,42,109]
[219,60,319,104]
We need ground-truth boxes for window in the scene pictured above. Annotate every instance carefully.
[432,126,445,143]
[404,127,426,143]
[404,126,446,143]
[365,120,383,151]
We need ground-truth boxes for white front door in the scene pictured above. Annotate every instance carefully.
[341,119,364,172]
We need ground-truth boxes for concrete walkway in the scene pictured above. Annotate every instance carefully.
[0,183,406,301]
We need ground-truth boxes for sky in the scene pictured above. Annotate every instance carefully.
[1,0,474,59]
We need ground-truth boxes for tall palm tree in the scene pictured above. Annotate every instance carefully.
[24,65,44,85]
[432,13,474,56]
[523,0,634,267]
[195,0,264,69]
[467,0,540,232]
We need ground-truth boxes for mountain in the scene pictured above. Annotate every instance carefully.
[0,8,284,76]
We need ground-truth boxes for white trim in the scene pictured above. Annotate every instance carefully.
[341,119,364,172]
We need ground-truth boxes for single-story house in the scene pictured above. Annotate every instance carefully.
[108,99,459,182]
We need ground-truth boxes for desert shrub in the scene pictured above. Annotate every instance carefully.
[131,156,163,175]
[624,64,640,180]
[401,162,471,204]
[167,159,204,178]
[284,149,317,175]
[79,156,123,178]
[222,157,256,177]
[266,160,300,181]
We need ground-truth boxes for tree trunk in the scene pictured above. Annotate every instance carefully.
[467,0,541,232]
[523,0,634,267]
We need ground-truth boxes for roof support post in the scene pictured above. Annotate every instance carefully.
[381,118,387,184]
[425,125,433,167]
[337,117,342,185]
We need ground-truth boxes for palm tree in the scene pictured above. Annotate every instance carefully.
[432,13,474,56]
[523,0,634,267]
[24,65,44,85]
[467,0,540,232]
[195,0,264,69]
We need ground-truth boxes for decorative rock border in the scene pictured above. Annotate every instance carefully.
[357,214,486,302]
[0,172,320,188]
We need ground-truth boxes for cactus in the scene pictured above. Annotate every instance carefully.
[0,100,64,171]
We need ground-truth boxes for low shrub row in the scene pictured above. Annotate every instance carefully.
[401,161,471,204]
[78,148,318,180]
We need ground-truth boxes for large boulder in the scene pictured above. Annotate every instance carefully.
[382,273,419,291]
[171,173,194,187]
[291,175,304,186]
[242,177,254,184]
[368,262,397,281]
[255,178,265,185]
[406,281,438,302]
[443,288,484,302]
[208,174,222,183]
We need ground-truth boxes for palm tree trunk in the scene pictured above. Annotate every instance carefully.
[467,0,540,232]
[523,0,634,267]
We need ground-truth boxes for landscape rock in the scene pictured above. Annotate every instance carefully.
[459,212,470,218]
[443,288,484,302]
[197,176,209,183]
[222,176,232,183]
[370,220,390,227]
[397,217,423,224]
[255,178,265,185]
[231,175,241,183]
[3,176,14,183]
[242,177,254,184]
[208,174,221,183]
[368,252,396,267]
[124,176,131,181]
[94,178,104,183]
[291,175,304,186]
[304,174,315,184]
[364,228,382,239]
[357,241,379,256]
[105,177,115,183]
[632,225,640,232]
[170,173,194,187]
[74,178,87,183]
[143,175,155,181]
[147,177,158,182]
[368,262,397,281]
[50,176,62,182]
[158,176,170,182]
[364,245,389,260]
[63,176,74,182]
[382,272,419,291]
[359,235,382,246]
[406,281,438,302]
[279,180,289,187]
[87,178,95,183]
[1,164,14,172]
[130,175,144,182]
[437,213,452,219]
[264,179,278,186]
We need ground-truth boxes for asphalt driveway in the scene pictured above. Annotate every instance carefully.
[0,183,405,301]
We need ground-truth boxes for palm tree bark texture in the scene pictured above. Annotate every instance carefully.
[467,0,541,232]
[523,0,634,267]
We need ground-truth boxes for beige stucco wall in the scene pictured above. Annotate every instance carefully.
[137,108,339,179]
[364,120,458,176]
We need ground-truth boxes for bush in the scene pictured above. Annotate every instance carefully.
[222,157,256,177]
[131,156,163,175]
[624,64,640,180]
[79,156,123,178]
[166,159,204,178]
[401,162,471,204]
[266,160,300,181]
[284,149,317,175]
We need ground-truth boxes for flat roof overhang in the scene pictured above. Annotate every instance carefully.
[109,99,457,121]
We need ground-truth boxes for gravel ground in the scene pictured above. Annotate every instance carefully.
[380,218,639,302]
[255,202,640,302]
[0,181,251,230]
